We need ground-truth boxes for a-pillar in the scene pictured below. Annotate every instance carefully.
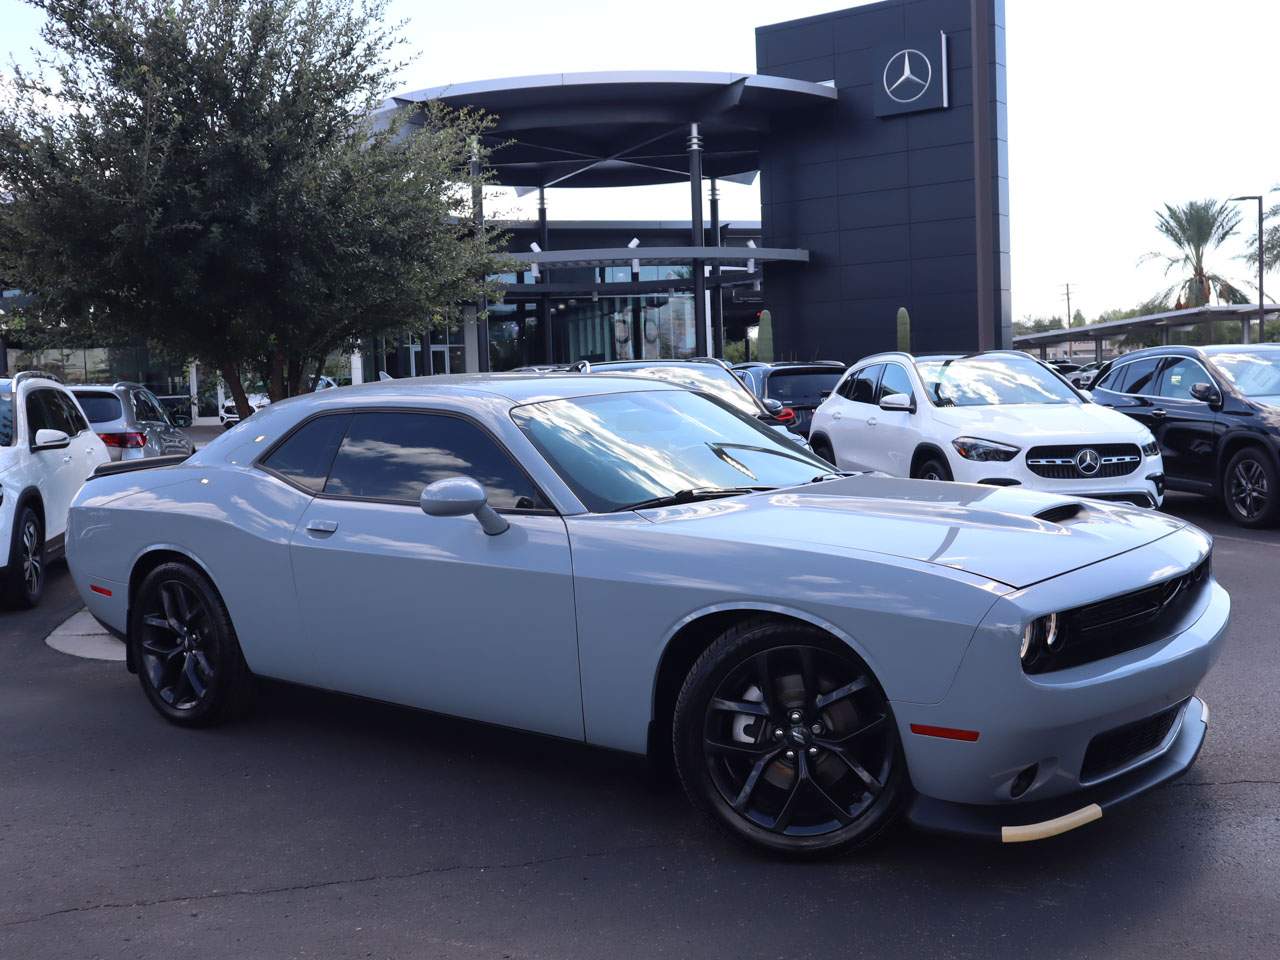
[688,123,707,357]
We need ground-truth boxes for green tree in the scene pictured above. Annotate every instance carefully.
[1242,188,1280,276]
[0,0,509,415]
[1143,199,1250,308]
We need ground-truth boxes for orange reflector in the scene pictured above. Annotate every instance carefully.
[910,723,980,742]
[90,584,112,597]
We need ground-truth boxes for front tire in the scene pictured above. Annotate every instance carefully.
[673,619,905,858]
[809,434,836,468]
[1222,447,1279,527]
[912,454,952,482]
[130,562,254,726]
[2,506,45,609]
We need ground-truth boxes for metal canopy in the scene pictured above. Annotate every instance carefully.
[508,245,808,269]
[1012,304,1280,347]
[375,71,837,188]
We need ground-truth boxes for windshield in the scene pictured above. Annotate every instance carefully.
[0,382,12,446]
[1209,351,1280,398]
[765,370,843,406]
[594,363,763,417]
[73,391,124,423]
[916,356,1080,407]
[511,389,831,512]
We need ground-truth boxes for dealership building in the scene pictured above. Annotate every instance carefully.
[3,0,1011,408]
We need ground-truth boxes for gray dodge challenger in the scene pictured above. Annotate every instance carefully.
[67,374,1228,857]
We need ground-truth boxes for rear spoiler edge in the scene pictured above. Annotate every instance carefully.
[89,453,193,480]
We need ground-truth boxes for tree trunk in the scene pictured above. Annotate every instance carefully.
[286,353,305,398]
[220,360,253,420]
[268,348,286,403]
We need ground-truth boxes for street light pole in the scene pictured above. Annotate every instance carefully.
[1229,195,1265,344]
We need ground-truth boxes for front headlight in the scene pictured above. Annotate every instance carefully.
[951,436,1021,462]
[1141,439,1159,457]
[1020,613,1060,665]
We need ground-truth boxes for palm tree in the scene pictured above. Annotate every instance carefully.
[1143,199,1250,308]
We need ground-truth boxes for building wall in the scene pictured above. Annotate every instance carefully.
[756,0,1009,362]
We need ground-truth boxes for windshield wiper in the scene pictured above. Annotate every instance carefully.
[620,486,774,512]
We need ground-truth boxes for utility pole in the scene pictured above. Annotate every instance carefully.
[1062,283,1074,360]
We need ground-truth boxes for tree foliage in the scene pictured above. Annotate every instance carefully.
[1241,189,1280,277]
[0,0,510,413]
[1142,199,1249,308]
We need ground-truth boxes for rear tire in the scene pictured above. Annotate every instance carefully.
[810,434,836,468]
[2,506,45,609]
[912,454,952,482]
[673,618,906,859]
[1222,447,1279,527]
[129,562,254,726]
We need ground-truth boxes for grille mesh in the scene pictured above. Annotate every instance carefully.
[1026,443,1142,479]
[1081,701,1186,782]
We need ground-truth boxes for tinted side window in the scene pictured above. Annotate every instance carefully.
[55,391,89,434]
[261,413,352,494]
[1123,358,1162,396]
[25,389,60,437]
[1094,363,1128,393]
[133,390,166,422]
[325,412,545,511]
[1158,358,1211,400]
[849,365,883,404]
[878,363,914,402]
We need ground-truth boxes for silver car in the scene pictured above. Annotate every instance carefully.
[66,374,1227,857]
[70,383,194,461]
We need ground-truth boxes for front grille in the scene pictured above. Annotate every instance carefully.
[1081,700,1186,782]
[1026,443,1142,479]
[1023,555,1212,674]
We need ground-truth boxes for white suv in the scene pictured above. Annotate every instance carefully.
[0,372,109,607]
[809,351,1165,508]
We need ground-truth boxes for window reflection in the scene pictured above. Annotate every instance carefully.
[916,357,1079,407]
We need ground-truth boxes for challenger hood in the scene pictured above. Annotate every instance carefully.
[637,475,1185,589]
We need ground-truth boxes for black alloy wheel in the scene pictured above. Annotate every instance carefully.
[1223,447,1279,527]
[674,619,904,858]
[2,506,45,609]
[913,455,952,482]
[131,562,254,726]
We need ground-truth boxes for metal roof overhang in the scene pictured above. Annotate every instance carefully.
[1012,305,1280,347]
[374,71,837,188]
[509,245,808,269]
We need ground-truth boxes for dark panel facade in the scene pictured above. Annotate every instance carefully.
[756,0,1010,361]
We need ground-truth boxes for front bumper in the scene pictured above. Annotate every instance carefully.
[949,451,1165,508]
[907,697,1207,841]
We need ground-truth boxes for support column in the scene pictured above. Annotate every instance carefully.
[470,139,490,372]
[538,185,552,363]
[710,178,724,358]
[688,123,708,357]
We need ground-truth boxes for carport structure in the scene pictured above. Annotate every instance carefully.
[374,72,836,367]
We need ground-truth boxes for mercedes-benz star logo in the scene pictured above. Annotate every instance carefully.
[883,48,932,104]
[1075,448,1102,476]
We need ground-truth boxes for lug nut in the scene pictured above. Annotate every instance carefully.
[808,747,818,756]
[773,728,784,739]
[810,723,823,734]
[789,711,802,723]
[785,750,796,760]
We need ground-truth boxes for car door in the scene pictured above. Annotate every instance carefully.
[52,389,106,483]
[1151,356,1221,488]
[827,364,883,470]
[284,409,584,740]
[864,361,920,476]
[1095,356,1165,434]
[22,388,79,542]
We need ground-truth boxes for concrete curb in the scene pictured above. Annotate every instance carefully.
[45,608,126,662]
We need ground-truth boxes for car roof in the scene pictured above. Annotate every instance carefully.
[285,372,685,408]
[1201,343,1280,355]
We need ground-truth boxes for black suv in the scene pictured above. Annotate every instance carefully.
[732,361,846,437]
[1089,344,1280,526]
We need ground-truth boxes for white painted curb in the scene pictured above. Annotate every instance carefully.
[45,608,126,662]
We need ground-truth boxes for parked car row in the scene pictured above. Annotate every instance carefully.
[60,366,1227,858]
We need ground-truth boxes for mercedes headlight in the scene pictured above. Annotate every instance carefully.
[1141,439,1159,457]
[951,437,1021,462]
[1020,613,1060,665]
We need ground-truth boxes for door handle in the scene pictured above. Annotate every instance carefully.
[305,519,339,535]
[1150,408,1167,419]
[62,455,74,463]
[866,417,877,427]
[831,411,843,420]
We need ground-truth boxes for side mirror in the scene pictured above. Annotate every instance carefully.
[419,476,509,536]
[879,392,915,413]
[172,413,192,428]
[762,398,784,415]
[33,428,71,450]
[1190,382,1221,406]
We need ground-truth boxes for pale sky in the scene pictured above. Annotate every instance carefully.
[3,0,1277,322]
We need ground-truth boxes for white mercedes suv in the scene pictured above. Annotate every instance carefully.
[1,371,109,607]
[809,351,1165,508]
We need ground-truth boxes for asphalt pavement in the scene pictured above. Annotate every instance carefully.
[1,492,1276,959]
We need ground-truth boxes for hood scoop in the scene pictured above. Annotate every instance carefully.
[1034,501,1087,525]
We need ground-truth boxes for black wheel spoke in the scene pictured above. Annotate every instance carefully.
[824,743,884,796]
[143,614,175,633]
[141,638,182,660]
[771,765,805,832]
[815,676,869,710]
[710,697,770,718]
[823,713,887,746]
[808,769,854,825]
[183,655,207,698]
[798,647,817,706]
[752,652,775,715]
[734,748,782,812]
[192,650,214,679]
[159,584,185,634]
[705,735,772,758]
